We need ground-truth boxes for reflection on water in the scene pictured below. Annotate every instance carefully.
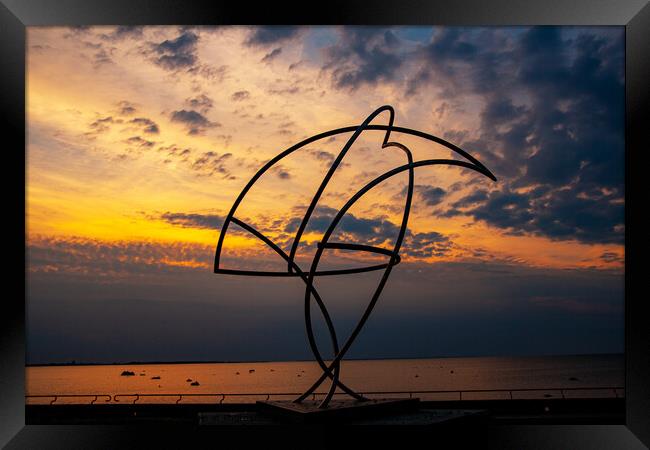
[26,354,624,404]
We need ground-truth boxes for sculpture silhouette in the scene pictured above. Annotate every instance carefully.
[214,105,496,408]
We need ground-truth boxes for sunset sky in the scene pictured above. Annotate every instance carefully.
[26,26,625,364]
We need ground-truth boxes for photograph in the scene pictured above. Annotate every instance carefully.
[0,1,647,447]
[25,24,626,422]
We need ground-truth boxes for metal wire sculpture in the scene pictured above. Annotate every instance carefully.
[214,105,496,408]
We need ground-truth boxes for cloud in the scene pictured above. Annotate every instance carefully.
[117,101,137,116]
[170,109,220,135]
[261,47,282,63]
[27,235,214,277]
[312,26,623,244]
[395,185,447,208]
[185,94,213,112]
[125,136,155,148]
[157,212,224,230]
[283,205,399,248]
[267,86,300,95]
[321,28,404,90]
[129,117,160,134]
[270,165,291,180]
[449,186,624,244]
[87,116,121,134]
[245,26,301,47]
[158,144,192,159]
[280,205,457,260]
[416,186,446,206]
[190,151,233,177]
[309,149,336,165]
[403,231,453,258]
[450,190,488,209]
[406,27,625,245]
[99,26,144,41]
[186,63,228,82]
[600,252,623,264]
[230,90,250,102]
[150,31,199,71]
[155,144,240,178]
[92,47,114,67]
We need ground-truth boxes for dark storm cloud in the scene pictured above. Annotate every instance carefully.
[396,185,447,208]
[322,28,404,90]
[281,206,453,257]
[129,117,160,134]
[405,27,624,245]
[417,186,446,206]
[150,31,199,71]
[450,186,624,244]
[405,27,518,97]
[170,109,220,135]
[315,27,623,245]
[284,208,398,245]
[427,28,478,61]
[245,26,301,47]
[450,190,488,209]
[282,203,453,256]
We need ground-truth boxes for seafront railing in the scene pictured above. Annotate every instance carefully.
[26,386,624,405]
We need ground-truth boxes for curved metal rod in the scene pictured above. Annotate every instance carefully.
[319,242,402,264]
[213,110,496,275]
[228,216,365,401]
[213,106,497,408]
[287,105,395,274]
[324,140,413,407]
[293,108,398,405]
[299,140,414,408]
[215,236,401,278]
[214,264,397,277]
[297,158,492,407]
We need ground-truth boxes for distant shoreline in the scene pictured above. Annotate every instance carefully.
[25,352,624,368]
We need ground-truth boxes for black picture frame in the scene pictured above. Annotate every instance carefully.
[2,0,648,448]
